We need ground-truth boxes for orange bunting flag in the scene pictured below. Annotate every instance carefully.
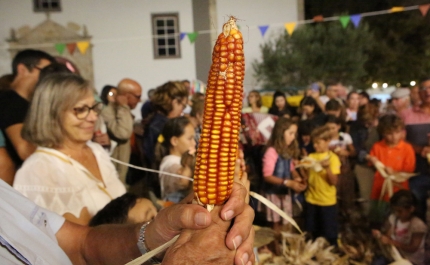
[419,4,430,16]
[313,15,324,22]
[284,22,296,36]
[76,41,90,55]
[390,7,404,13]
[66,43,77,55]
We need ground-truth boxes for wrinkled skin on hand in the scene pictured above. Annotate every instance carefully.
[161,206,235,265]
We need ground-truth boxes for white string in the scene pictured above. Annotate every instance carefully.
[109,157,194,181]
[0,5,423,50]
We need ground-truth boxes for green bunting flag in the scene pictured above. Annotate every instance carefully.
[55,43,66,55]
[339,16,350,28]
[187,32,198,43]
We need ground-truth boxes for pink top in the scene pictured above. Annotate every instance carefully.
[262,147,295,177]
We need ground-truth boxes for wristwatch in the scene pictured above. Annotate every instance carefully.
[137,221,162,264]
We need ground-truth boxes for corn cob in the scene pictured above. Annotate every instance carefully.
[193,16,244,206]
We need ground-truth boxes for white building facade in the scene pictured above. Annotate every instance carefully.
[0,0,302,119]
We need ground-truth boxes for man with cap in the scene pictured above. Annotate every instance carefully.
[391,87,410,116]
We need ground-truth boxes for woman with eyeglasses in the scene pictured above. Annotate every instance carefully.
[13,73,156,225]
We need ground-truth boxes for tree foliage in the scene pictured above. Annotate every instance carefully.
[365,11,430,85]
[253,22,374,91]
[253,3,430,91]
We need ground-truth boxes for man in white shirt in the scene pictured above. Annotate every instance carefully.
[0,176,255,265]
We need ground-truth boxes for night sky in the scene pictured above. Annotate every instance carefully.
[304,0,430,19]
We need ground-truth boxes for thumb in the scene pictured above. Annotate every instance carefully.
[145,194,211,250]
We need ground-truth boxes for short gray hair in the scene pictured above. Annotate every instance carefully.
[22,73,95,148]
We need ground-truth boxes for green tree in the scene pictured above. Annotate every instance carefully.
[365,10,430,85]
[253,21,374,91]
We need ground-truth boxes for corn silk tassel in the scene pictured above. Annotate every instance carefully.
[193,16,244,211]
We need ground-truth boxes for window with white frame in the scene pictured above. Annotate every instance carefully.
[33,0,61,12]
[152,13,181,59]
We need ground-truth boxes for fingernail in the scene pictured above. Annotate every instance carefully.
[194,212,207,226]
[240,253,249,265]
[233,235,242,250]
[224,210,234,220]
[246,261,252,265]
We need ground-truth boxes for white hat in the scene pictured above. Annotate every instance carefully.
[390,88,410,99]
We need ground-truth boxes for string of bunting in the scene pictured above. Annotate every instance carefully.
[0,3,429,50]
[181,3,430,43]
[54,41,90,55]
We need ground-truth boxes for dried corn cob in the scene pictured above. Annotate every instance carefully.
[193,16,244,206]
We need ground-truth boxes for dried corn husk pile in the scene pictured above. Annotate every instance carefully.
[257,232,373,265]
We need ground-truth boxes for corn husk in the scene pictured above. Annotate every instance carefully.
[254,225,276,248]
[373,160,418,200]
[296,155,330,172]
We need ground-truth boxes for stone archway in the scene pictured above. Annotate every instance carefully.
[7,18,94,84]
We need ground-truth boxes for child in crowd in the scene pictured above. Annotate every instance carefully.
[262,117,307,233]
[367,115,415,223]
[372,190,427,265]
[305,125,341,245]
[300,96,326,126]
[155,116,196,203]
[298,120,315,157]
[326,115,356,210]
[89,193,157,226]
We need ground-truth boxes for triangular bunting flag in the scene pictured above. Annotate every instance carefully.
[390,7,404,13]
[258,25,269,37]
[76,41,90,55]
[419,4,430,16]
[187,32,198,43]
[313,15,324,22]
[54,43,66,55]
[339,16,350,28]
[66,43,77,55]
[350,14,361,28]
[180,32,186,41]
[284,22,296,36]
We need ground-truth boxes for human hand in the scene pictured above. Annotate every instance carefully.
[320,159,330,169]
[380,235,392,245]
[92,132,110,147]
[127,198,157,223]
[162,206,252,265]
[145,161,254,264]
[116,94,128,106]
[421,146,430,157]
[335,148,349,157]
[366,155,378,165]
[385,167,395,175]
[371,229,381,239]
[287,180,307,193]
[301,148,308,157]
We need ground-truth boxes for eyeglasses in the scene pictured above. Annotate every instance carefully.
[32,65,44,71]
[73,102,103,120]
[176,98,187,110]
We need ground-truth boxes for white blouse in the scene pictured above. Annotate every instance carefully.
[14,141,126,218]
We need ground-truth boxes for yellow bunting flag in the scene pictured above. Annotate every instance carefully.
[390,6,404,13]
[76,41,90,54]
[284,22,296,36]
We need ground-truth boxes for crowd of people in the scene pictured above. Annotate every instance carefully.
[241,82,429,264]
[0,49,255,265]
[1,48,429,264]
